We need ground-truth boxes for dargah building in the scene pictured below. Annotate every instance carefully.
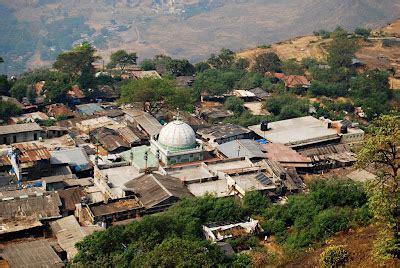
[150,118,204,165]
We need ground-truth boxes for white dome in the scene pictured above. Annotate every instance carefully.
[158,120,196,149]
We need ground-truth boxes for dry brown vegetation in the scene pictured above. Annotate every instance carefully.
[285,226,400,268]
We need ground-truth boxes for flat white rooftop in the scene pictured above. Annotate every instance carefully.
[100,165,141,197]
[206,158,253,173]
[164,164,215,182]
[187,178,232,197]
[249,116,339,147]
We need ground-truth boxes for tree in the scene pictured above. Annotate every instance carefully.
[140,58,156,71]
[167,59,195,76]
[235,72,265,90]
[119,77,193,114]
[207,48,235,70]
[107,50,138,71]
[354,28,371,38]
[357,115,400,262]
[0,75,10,95]
[281,59,304,75]
[53,42,100,81]
[320,245,349,268]
[234,58,250,71]
[194,62,210,73]
[10,80,28,101]
[0,100,21,120]
[0,56,3,63]
[252,52,281,74]
[132,237,223,267]
[327,34,358,69]
[44,80,69,103]
[193,69,242,96]
[243,191,270,215]
[224,96,245,115]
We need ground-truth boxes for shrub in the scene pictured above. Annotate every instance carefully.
[320,245,349,268]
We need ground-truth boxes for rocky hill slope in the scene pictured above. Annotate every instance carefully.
[1,0,400,74]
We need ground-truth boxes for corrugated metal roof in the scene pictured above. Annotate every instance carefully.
[13,143,51,163]
[76,103,105,115]
[117,126,140,144]
[263,143,311,165]
[124,173,192,208]
[0,191,62,234]
[90,198,142,216]
[218,139,266,159]
[134,113,163,137]
[50,215,86,260]
[197,124,252,140]
[0,122,42,135]
[2,240,63,267]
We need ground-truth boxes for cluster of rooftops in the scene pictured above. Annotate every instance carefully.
[0,75,369,265]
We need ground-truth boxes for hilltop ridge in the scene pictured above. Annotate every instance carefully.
[1,0,400,74]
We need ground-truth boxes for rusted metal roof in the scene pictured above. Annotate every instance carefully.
[13,143,51,163]
[263,143,311,165]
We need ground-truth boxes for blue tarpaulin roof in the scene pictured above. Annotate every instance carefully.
[255,139,269,144]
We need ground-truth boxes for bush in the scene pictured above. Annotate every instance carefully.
[320,245,349,268]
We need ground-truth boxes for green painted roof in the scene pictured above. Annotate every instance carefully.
[120,146,158,169]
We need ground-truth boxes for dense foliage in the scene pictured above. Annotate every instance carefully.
[262,179,370,250]
[320,245,349,268]
[73,180,369,267]
[119,77,194,114]
[73,196,246,267]
[0,100,22,120]
[357,115,400,262]
[264,94,309,120]
[107,50,138,71]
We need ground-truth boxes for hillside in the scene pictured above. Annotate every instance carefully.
[237,18,400,89]
[285,226,400,267]
[1,0,400,74]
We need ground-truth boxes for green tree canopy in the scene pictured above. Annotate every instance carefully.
[167,59,195,76]
[354,27,371,38]
[107,50,138,71]
[264,94,309,119]
[224,96,245,115]
[0,100,22,120]
[194,61,211,73]
[53,42,100,81]
[140,58,156,71]
[252,52,281,74]
[357,115,400,262]
[119,77,193,114]
[132,237,223,267]
[193,69,242,96]
[327,33,358,69]
[281,59,304,75]
[10,80,28,101]
[0,75,10,95]
[207,48,235,70]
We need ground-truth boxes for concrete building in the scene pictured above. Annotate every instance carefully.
[150,119,204,166]
[203,218,263,242]
[0,123,43,145]
[249,116,340,149]
[249,116,364,149]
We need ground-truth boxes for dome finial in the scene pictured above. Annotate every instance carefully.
[174,108,181,121]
